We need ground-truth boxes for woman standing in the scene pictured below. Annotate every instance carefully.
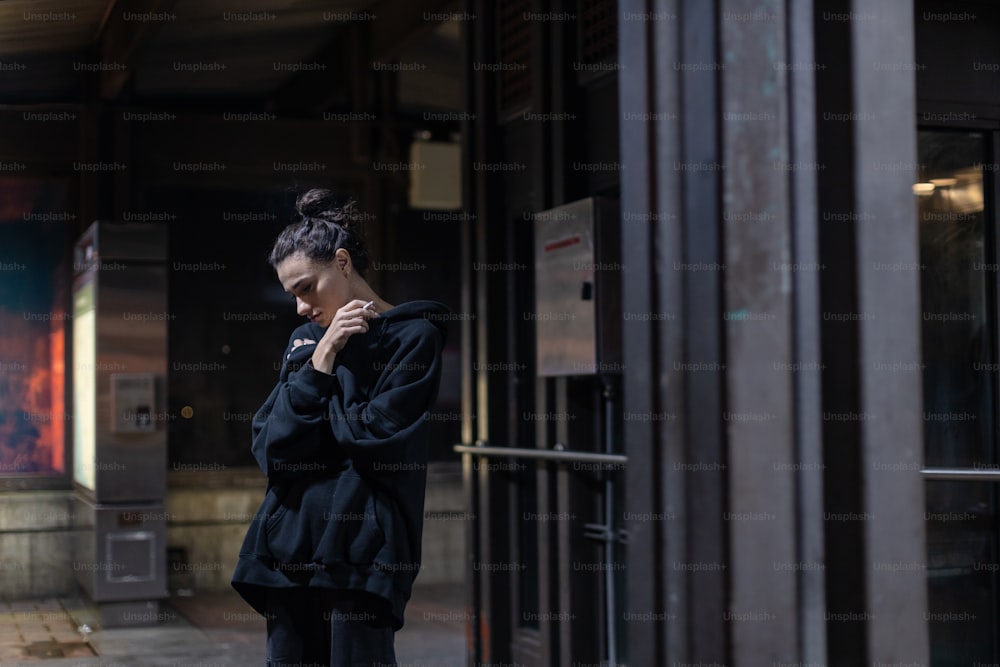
[232,189,449,666]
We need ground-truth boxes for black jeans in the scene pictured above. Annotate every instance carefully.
[265,587,396,667]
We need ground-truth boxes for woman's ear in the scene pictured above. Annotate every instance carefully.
[335,247,352,274]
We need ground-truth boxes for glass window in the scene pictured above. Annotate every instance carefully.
[0,179,70,483]
[918,129,998,665]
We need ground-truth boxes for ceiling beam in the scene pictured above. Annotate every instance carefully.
[96,0,179,100]
[371,0,460,62]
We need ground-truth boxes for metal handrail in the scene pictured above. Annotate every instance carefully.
[921,468,1000,481]
[453,442,627,466]
[450,458,996,477]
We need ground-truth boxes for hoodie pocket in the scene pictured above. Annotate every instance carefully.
[318,472,387,566]
[264,473,387,567]
[263,483,308,563]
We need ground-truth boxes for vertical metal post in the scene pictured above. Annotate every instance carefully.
[461,0,489,662]
[786,0,828,663]
[617,0,686,664]
[850,0,929,663]
[602,379,618,666]
[678,0,729,661]
[554,376,571,667]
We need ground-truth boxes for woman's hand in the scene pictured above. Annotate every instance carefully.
[310,299,380,374]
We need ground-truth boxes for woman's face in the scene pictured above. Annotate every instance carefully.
[275,251,350,328]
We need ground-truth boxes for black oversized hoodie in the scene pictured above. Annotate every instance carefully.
[231,300,449,630]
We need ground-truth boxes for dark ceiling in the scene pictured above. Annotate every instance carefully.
[0,0,463,113]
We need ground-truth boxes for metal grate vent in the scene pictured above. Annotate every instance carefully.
[580,0,618,65]
[500,0,532,115]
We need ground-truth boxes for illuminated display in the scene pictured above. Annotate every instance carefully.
[73,280,96,490]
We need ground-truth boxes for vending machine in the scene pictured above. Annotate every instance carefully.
[72,221,168,626]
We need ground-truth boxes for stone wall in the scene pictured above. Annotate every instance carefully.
[0,465,465,598]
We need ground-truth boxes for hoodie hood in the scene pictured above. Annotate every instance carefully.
[291,300,451,349]
[375,299,451,344]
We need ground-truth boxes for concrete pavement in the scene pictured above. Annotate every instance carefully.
[0,584,466,667]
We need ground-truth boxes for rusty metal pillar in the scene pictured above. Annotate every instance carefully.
[719,0,800,663]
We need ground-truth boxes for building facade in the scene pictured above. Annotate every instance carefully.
[0,0,997,665]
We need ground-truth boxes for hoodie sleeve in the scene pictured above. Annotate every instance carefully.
[328,323,444,468]
[250,327,338,480]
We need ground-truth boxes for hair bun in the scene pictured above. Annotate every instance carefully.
[271,188,370,276]
[294,189,358,228]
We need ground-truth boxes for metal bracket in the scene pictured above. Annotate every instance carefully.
[584,522,629,544]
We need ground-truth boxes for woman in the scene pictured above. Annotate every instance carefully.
[232,189,449,666]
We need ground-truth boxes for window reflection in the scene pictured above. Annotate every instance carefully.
[918,130,998,665]
[0,179,69,477]
[918,131,991,469]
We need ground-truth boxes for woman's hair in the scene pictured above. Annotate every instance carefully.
[268,189,370,277]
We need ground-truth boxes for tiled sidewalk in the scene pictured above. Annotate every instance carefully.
[0,584,466,667]
[0,599,95,663]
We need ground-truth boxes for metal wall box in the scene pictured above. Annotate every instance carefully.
[73,496,167,626]
[408,140,462,210]
[110,373,157,433]
[72,221,169,625]
[534,197,622,376]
